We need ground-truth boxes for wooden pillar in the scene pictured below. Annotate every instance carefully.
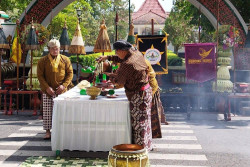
[151,19,154,35]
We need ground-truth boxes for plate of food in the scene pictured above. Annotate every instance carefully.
[106,94,119,98]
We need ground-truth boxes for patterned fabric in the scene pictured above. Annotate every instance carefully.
[42,93,55,130]
[130,87,152,151]
[108,49,148,101]
[21,156,150,167]
[197,0,246,45]
[151,89,163,138]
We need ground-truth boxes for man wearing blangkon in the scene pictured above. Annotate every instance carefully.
[37,39,73,139]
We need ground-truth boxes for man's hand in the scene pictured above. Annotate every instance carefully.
[96,56,108,63]
[103,72,111,76]
[56,85,65,95]
[46,87,56,96]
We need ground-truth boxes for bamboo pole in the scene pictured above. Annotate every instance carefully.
[233,11,236,92]
[198,6,201,43]
[16,20,20,90]
[215,0,220,114]
[233,11,236,115]
[30,50,33,90]
[22,10,27,111]
[215,0,220,93]
[76,54,79,84]
[151,19,154,35]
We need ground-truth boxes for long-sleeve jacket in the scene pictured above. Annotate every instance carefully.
[37,54,73,96]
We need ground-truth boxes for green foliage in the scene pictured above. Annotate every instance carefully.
[166,0,218,53]
[49,0,129,46]
[70,50,182,67]
[168,56,183,66]
[164,11,193,54]
[2,0,129,47]
[167,50,178,57]
[172,0,214,33]
[70,51,115,67]
[167,50,183,66]
[0,0,32,21]
[230,0,250,23]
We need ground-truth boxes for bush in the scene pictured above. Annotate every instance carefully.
[70,50,182,67]
[167,50,183,66]
[70,51,115,68]
[168,56,183,66]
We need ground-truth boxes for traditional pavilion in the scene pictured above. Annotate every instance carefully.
[132,0,169,35]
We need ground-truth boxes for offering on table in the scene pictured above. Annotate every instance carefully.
[106,94,118,98]
[102,74,107,83]
[80,89,86,95]
[77,80,91,89]
[100,87,108,96]
[108,89,115,95]
[86,86,101,100]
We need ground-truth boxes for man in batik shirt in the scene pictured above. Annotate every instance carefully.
[37,39,73,139]
[97,40,153,151]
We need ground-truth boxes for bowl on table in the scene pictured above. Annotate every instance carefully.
[86,86,101,100]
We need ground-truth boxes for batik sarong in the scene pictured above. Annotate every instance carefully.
[42,94,55,130]
[130,87,153,151]
[151,89,163,138]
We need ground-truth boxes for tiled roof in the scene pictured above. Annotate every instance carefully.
[133,11,169,25]
[133,0,167,23]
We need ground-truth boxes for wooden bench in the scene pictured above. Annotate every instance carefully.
[8,90,39,115]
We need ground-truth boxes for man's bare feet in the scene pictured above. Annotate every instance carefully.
[44,130,51,140]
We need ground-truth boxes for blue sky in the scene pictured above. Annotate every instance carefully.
[131,0,174,12]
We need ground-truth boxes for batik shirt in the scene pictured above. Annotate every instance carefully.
[108,49,149,100]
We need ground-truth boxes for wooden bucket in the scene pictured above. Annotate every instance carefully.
[108,144,148,167]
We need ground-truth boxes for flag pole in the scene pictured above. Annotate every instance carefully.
[215,0,220,93]
[16,20,20,90]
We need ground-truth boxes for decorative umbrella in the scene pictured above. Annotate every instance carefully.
[25,21,39,51]
[0,24,10,89]
[93,19,112,85]
[93,19,111,54]
[127,19,135,45]
[69,20,86,83]
[59,19,70,53]
[25,20,39,90]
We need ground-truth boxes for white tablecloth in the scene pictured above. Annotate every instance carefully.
[51,86,131,151]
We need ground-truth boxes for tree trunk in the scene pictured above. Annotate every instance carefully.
[174,46,179,55]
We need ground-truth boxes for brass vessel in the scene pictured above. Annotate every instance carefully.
[86,86,101,100]
[108,144,148,167]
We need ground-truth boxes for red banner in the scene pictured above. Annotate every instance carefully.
[184,43,216,83]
